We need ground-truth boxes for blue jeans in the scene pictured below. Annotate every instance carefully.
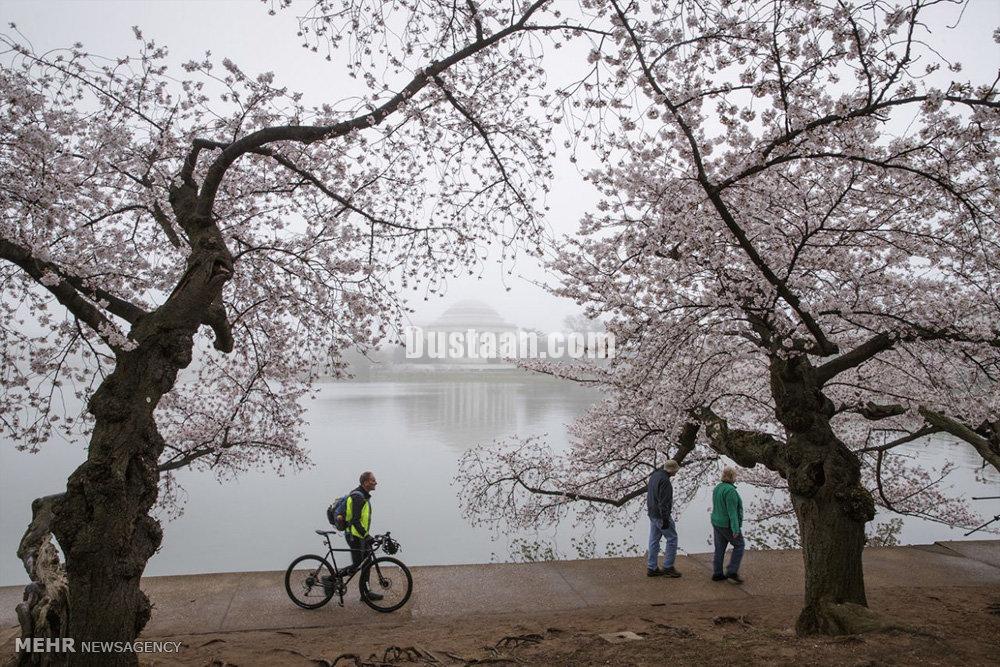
[647,516,678,571]
[712,525,744,576]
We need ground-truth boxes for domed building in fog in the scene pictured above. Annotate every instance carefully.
[427,300,516,334]
[406,299,524,366]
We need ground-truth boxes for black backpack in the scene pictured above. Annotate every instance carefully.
[326,494,349,531]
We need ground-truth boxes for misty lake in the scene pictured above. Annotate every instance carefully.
[1,372,997,586]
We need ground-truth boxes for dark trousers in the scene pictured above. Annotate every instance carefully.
[712,525,745,576]
[345,534,373,596]
[345,534,366,571]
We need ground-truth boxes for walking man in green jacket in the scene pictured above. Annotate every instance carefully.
[710,466,745,584]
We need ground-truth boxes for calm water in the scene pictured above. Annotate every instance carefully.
[1,373,996,586]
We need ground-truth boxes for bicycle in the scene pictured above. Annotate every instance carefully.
[284,529,413,612]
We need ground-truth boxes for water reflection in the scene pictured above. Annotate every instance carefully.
[401,382,519,446]
[341,375,599,453]
[903,434,1000,475]
[0,373,995,587]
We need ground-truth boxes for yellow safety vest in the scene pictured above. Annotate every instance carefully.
[345,493,371,538]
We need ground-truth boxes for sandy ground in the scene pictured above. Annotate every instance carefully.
[26,585,988,666]
[4,543,998,665]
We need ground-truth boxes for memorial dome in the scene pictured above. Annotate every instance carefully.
[426,299,515,331]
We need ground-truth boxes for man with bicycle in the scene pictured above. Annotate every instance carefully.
[342,471,383,601]
[288,471,411,611]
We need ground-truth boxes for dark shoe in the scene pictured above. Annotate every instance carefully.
[726,573,744,584]
[662,567,682,578]
[647,568,665,577]
[362,590,384,601]
[711,574,726,581]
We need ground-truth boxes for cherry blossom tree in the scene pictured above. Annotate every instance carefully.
[459,0,999,636]
[0,0,600,660]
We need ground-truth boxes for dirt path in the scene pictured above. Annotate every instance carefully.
[111,585,1000,665]
[2,541,998,665]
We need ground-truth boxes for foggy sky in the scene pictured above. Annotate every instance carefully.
[3,0,998,333]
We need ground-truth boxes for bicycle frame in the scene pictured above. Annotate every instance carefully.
[318,533,374,606]
[286,530,408,612]
[321,534,369,573]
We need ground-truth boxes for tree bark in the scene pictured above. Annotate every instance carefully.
[770,355,878,636]
[49,334,186,665]
[791,466,879,634]
[38,204,233,665]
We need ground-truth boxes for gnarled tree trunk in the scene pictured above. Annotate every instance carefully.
[48,334,194,665]
[771,355,878,635]
[50,348,173,666]
[24,201,234,666]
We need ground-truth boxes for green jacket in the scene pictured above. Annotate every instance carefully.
[710,482,743,534]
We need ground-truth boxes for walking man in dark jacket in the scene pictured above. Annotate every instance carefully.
[646,459,681,577]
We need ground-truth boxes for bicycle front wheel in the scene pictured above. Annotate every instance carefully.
[360,556,413,612]
[285,554,335,609]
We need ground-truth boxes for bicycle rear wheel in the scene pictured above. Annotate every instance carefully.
[360,556,413,612]
[285,554,336,609]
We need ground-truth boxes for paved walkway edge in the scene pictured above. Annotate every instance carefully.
[0,541,997,636]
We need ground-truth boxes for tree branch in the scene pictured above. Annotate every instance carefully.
[256,148,443,232]
[16,493,68,646]
[874,449,898,513]
[202,297,234,353]
[504,422,700,508]
[696,407,788,476]
[513,483,647,507]
[855,426,939,453]
[844,401,908,421]
[673,421,700,464]
[149,200,183,248]
[717,93,1000,191]
[815,332,895,385]
[1,238,111,335]
[918,406,1000,473]
[194,0,551,221]
[465,0,485,41]
[0,238,149,328]
[816,324,999,386]
[608,0,837,356]
[432,74,529,214]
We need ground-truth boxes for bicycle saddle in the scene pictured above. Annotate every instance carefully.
[315,529,338,535]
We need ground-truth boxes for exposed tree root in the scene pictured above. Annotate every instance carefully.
[14,494,69,667]
[490,634,543,654]
[797,601,884,636]
[322,635,545,667]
